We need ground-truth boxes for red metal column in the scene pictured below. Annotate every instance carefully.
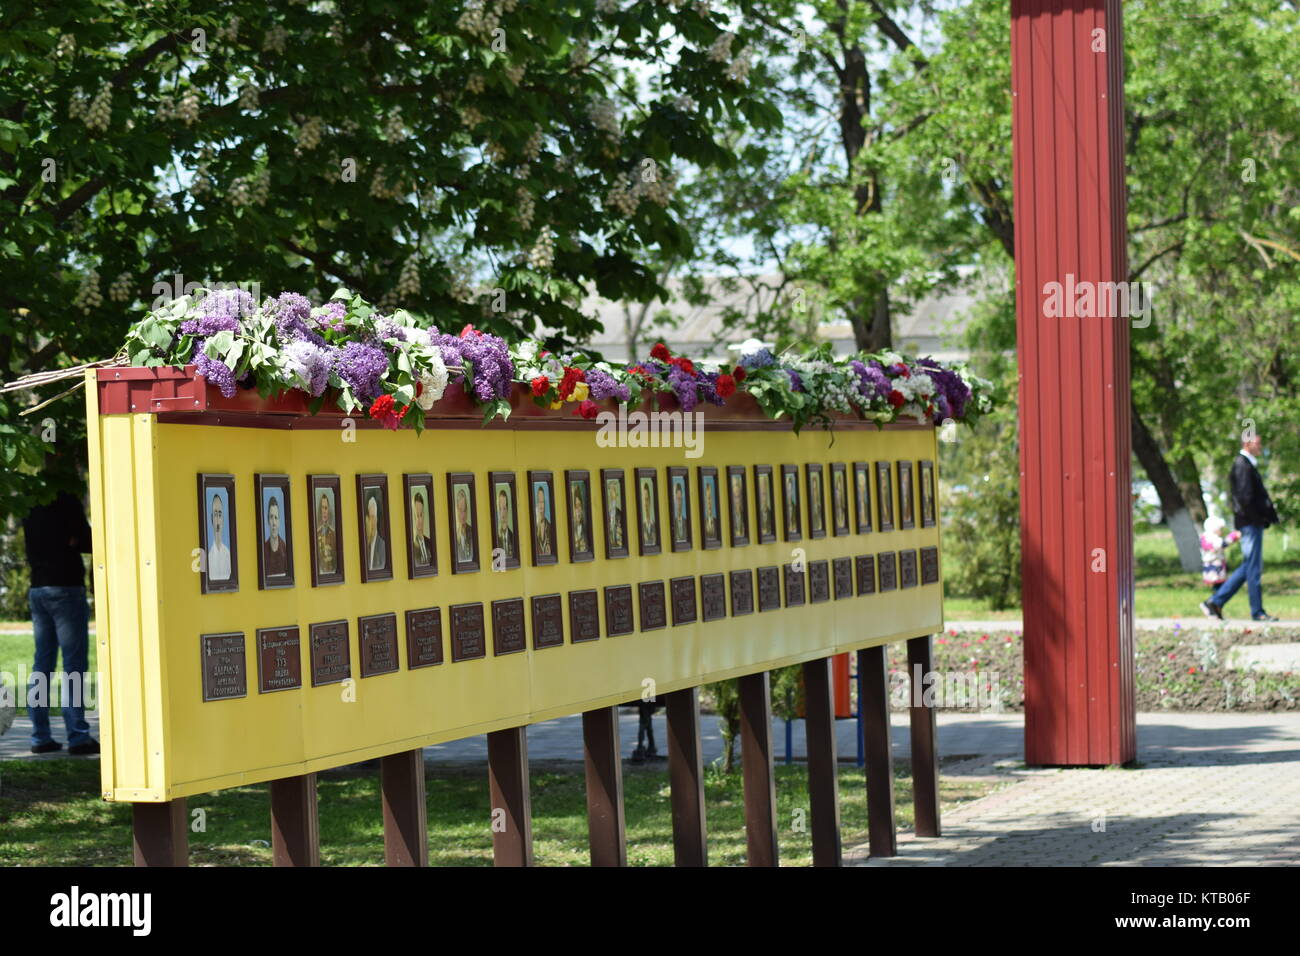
[1011,0,1136,765]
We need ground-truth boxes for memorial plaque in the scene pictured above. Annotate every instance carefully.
[492,597,527,656]
[809,559,830,603]
[757,566,781,612]
[359,612,400,677]
[569,589,601,643]
[899,549,918,589]
[405,608,443,668]
[639,580,667,631]
[450,602,486,662]
[920,546,940,585]
[670,576,697,626]
[783,563,806,607]
[878,551,898,592]
[856,554,876,596]
[256,626,301,693]
[701,573,727,622]
[604,585,634,637]
[201,632,247,701]
[531,593,565,649]
[833,557,853,600]
[309,620,351,686]
[730,569,755,616]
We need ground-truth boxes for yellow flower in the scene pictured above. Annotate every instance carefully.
[549,399,563,410]
[569,381,590,402]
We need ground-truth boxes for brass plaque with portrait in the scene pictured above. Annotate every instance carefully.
[254,474,294,590]
[308,474,344,587]
[356,474,394,583]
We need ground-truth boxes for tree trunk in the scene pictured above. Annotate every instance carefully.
[1131,399,1201,572]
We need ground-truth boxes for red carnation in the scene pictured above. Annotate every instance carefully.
[650,341,672,361]
[733,365,747,383]
[558,366,586,399]
[368,394,408,430]
[887,390,906,408]
[531,375,550,397]
[715,373,737,399]
[670,356,696,377]
[576,399,599,420]
[459,323,480,338]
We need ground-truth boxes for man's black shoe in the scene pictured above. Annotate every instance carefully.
[1252,613,1279,622]
[31,741,62,754]
[69,739,101,756]
[1200,600,1223,620]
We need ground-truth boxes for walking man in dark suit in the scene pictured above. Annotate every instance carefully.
[1202,433,1280,621]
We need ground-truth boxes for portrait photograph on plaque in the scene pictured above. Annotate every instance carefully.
[753,464,776,544]
[601,468,629,559]
[898,460,915,530]
[805,463,826,539]
[919,459,937,528]
[780,464,802,542]
[403,473,437,579]
[565,469,595,563]
[197,473,238,594]
[667,466,692,551]
[527,470,559,567]
[356,474,393,583]
[876,460,895,532]
[447,472,480,574]
[698,466,722,550]
[254,474,294,590]
[726,465,750,547]
[831,463,851,537]
[853,461,872,534]
[489,471,522,570]
[635,467,662,556]
[308,474,343,587]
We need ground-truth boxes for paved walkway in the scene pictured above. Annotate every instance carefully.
[944,617,1300,632]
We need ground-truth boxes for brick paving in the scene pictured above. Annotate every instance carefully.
[848,712,1300,867]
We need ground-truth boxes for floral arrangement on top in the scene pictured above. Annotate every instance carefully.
[123,287,994,434]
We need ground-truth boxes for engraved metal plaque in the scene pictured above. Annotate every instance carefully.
[757,566,781,612]
[833,557,853,600]
[670,576,697,627]
[730,569,754,616]
[783,564,806,607]
[878,551,898,592]
[701,573,726,622]
[638,580,667,631]
[899,549,918,589]
[492,597,527,656]
[405,608,443,668]
[569,589,600,643]
[309,620,351,686]
[358,612,400,677]
[809,559,830,603]
[604,585,634,637]
[920,546,940,585]
[256,626,301,693]
[450,602,486,662]
[201,632,247,701]
[856,555,876,596]
[531,593,564,649]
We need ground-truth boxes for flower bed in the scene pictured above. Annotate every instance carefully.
[123,287,994,432]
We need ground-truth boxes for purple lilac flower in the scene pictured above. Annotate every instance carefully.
[739,348,777,370]
[334,341,389,404]
[194,352,237,398]
[696,370,727,406]
[667,365,698,411]
[283,340,334,396]
[785,368,804,392]
[916,357,971,419]
[585,368,631,402]
[180,312,241,339]
[313,302,347,333]
[433,331,513,402]
[271,292,326,346]
[374,315,409,343]
[849,359,892,402]
[197,287,257,322]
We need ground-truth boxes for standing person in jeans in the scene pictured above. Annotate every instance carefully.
[1201,433,1281,622]
[22,457,99,755]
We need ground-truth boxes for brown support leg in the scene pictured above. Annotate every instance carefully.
[270,772,320,867]
[382,749,428,866]
[487,727,533,866]
[582,705,627,867]
[132,798,188,867]
[664,687,707,867]
[738,671,778,867]
[858,645,897,857]
[908,635,941,837]
[802,657,842,866]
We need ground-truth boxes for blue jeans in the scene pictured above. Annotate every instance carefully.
[1210,525,1265,617]
[27,586,93,747]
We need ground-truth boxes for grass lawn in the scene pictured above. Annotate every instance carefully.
[0,757,998,867]
[942,527,1300,621]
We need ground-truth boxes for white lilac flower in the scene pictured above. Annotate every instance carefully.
[417,349,449,408]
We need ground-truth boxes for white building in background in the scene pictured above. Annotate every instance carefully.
[574,272,977,364]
